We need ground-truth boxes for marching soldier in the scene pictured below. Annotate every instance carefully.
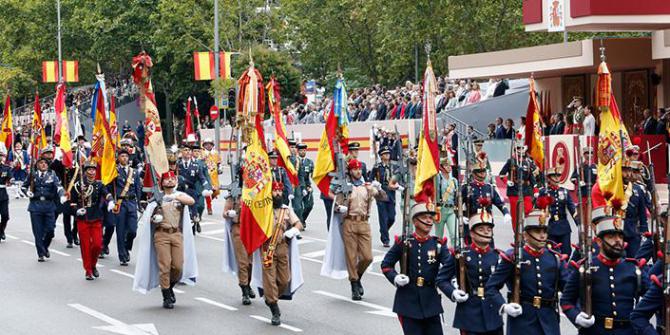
[22,147,67,262]
[570,146,597,206]
[268,150,293,206]
[177,144,212,234]
[62,152,80,248]
[346,142,368,181]
[370,146,400,247]
[380,202,450,335]
[202,138,221,216]
[561,205,648,334]
[537,164,578,256]
[288,140,304,223]
[436,209,504,335]
[297,143,314,225]
[70,160,107,280]
[436,157,457,242]
[8,141,29,194]
[469,139,492,182]
[223,192,257,305]
[499,143,537,230]
[333,159,381,300]
[190,144,211,222]
[0,149,12,241]
[484,198,568,335]
[120,138,144,170]
[621,160,648,257]
[106,149,142,266]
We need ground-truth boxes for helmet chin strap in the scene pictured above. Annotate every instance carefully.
[601,239,624,256]
[417,218,434,227]
[526,231,547,245]
[471,228,493,241]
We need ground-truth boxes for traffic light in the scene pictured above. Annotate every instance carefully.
[228,88,236,110]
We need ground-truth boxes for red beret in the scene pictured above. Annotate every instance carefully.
[161,171,176,182]
[347,159,362,170]
[272,181,284,191]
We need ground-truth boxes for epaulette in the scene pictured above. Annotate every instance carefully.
[547,248,568,261]
[651,274,663,288]
[642,231,653,238]
[626,258,647,268]
[569,258,585,270]
[497,249,514,263]
[433,236,448,246]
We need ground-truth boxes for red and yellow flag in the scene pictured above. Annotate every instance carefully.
[413,61,440,203]
[193,51,233,81]
[595,60,630,208]
[184,97,195,140]
[30,93,47,160]
[268,77,298,186]
[100,114,118,185]
[91,86,106,163]
[109,96,120,147]
[42,61,79,83]
[0,95,13,151]
[525,78,544,169]
[54,83,73,168]
[312,107,337,195]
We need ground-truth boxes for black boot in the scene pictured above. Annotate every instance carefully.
[351,281,362,301]
[357,280,364,297]
[162,289,174,309]
[169,282,177,304]
[247,285,256,299]
[195,221,202,233]
[267,302,281,326]
[240,285,251,305]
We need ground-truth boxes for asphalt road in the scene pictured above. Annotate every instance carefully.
[1,183,580,335]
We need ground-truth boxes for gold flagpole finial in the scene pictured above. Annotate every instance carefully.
[96,62,102,75]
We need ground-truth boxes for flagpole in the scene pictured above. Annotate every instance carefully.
[213,0,221,156]
[56,0,63,83]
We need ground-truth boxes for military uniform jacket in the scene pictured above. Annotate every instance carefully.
[370,162,396,203]
[630,278,664,335]
[538,186,577,236]
[437,244,503,332]
[178,159,211,196]
[23,170,64,213]
[108,165,142,209]
[71,179,107,221]
[461,181,508,218]
[570,163,597,197]
[561,254,648,334]
[499,157,536,196]
[0,163,11,201]
[380,234,450,319]
[271,166,293,197]
[624,183,649,238]
[485,245,568,335]
[298,156,314,189]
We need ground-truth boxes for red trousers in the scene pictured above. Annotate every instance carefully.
[77,219,102,275]
[205,195,212,213]
[508,195,533,232]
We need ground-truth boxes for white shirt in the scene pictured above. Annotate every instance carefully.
[583,114,596,136]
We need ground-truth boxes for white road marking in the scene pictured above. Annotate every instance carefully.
[198,235,225,242]
[296,239,314,245]
[302,250,326,258]
[302,236,327,243]
[249,315,303,332]
[194,297,238,311]
[300,257,322,264]
[201,228,227,236]
[4,233,18,239]
[199,220,220,226]
[21,240,35,246]
[68,303,159,335]
[77,258,105,267]
[109,270,184,293]
[313,290,394,318]
[48,249,71,257]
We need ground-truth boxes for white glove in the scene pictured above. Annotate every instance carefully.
[394,274,410,287]
[226,209,237,218]
[371,180,382,190]
[59,195,68,204]
[396,185,405,192]
[26,191,34,198]
[451,289,469,303]
[579,181,586,187]
[221,189,230,198]
[202,189,213,197]
[575,312,595,328]
[504,213,512,226]
[462,217,470,225]
[283,227,300,239]
[337,205,348,214]
[533,192,539,198]
[501,303,523,318]
[288,194,295,201]
[76,208,86,216]
[507,181,514,187]
[107,201,115,212]
[302,189,308,196]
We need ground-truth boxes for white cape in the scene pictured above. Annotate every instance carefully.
[320,211,348,279]
[133,201,199,294]
[250,236,304,299]
[221,217,239,275]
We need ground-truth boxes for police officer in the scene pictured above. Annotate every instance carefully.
[570,147,597,206]
[622,160,648,257]
[370,146,399,247]
[334,159,381,300]
[484,199,568,335]
[268,150,293,206]
[561,206,648,334]
[380,202,450,335]
[177,144,212,234]
[499,144,537,230]
[0,149,12,241]
[346,142,368,181]
[537,165,578,256]
[297,143,314,225]
[22,148,66,262]
[106,149,142,266]
[437,209,504,335]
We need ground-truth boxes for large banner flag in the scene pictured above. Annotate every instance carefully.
[0,95,13,151]
[54,83,73,168]
[91,77,107,162]
[238,62,273,254]
[184,97,195,140]
[268,76,298,186]
[313,107,337,195]
[595,60,630,208]
[525,78,544,170]
[42,60,79,83]
[413,61,440,203]
[30,93,47,160]
[100,112,118,185]
[332,79,350,154]
[193,51,233,80]
[109,97,120,147]
[132,51,168,176]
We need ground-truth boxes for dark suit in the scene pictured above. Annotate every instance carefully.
[494,125,505,139]
[550,121,565,135]
[643,117,658,135]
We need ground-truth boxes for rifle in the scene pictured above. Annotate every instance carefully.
[453,137,470,291]
[330,138,352,199]
[511,135,525,304]
[370,125,380,164]
[398,140,412,275]
[646,141,663,260]
[575,136,593,316]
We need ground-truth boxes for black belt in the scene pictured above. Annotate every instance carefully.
[410,276,435,287]
[595,316,630,330]
[515,295,556,308]
[155,227,181,234]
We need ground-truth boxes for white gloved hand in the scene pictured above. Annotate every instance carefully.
[107,201,115,212]
[226,209,237,218]
[462,217,470,225]
[451,289,469,303]
[394,274,410,287]
[302,189,308,196]
[221,189,230,198]
[288,194,295,201]
[26,191,34,198]
[371,180,382,189]
[501,303,523,318]
[504,213,512,226]
[59,195,68,204]
[579,181,586,187]
[575,312,595,328]
[396,185,405,192]
[202,189,213,197]
[76,208,86,216]
[507,181,514,187]
[337,205,348,214]
[283,227,300,239]
[533,192,539,198]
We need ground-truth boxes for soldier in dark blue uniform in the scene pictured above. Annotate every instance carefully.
[380,202,450,335]
[484,199,568,335]
[268,150,293,206]
[177,144,212,234]
[346,142,368,181]
[537,165,578,256]
[499,144,537,231]
[371,146,399,247]
[621,160,649,257]
[570,146,597,207]
[0,150,12,241]
[631,275,666,335]
[22,148,66,262]
[437,209,503,334]
[561,205,648,334]
[106,149,142,266]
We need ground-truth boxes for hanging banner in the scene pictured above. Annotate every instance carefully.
[547,0,565,32]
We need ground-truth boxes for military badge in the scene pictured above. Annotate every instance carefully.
[427,249,436,264]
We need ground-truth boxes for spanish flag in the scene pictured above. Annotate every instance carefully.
[109,96,120,147]
[413,61,440,203]
[312,107,337,195]
[54,83,73,168]
[0,95,12,151]
[42,60,79,83]
[524,78,544,169]
[30,93,47,160]
[595,60,630,208]
[100,112,118,185]
[91,80,106,163]
[193,51,233,81]
[268,76,298,186]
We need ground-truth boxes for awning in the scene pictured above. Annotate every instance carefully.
[441,89,530,135]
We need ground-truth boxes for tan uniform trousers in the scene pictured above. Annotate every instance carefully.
[262,239,290,304]
[153,230,184,289]
[231,222,253,285]
[342,218,373,281]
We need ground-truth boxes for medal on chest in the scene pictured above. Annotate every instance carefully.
[427,249,437,264]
